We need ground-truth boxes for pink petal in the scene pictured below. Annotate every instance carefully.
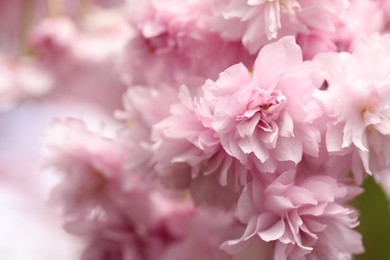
[250,134,269,163]
[258,219,285,242]
[237,114,260,137]
[278,112,294,137]
[274,136,303,164]
[253,36,302,88]
[265,195,295,215]
[286,186,317,206]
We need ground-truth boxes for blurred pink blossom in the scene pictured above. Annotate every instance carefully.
[212,0,348,53]
[315,34,390,194]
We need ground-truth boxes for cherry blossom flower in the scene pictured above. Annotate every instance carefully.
[29,10,130,113]
[152,86,250,198]
[221,170,364,259]
[205,36,322,173]
[328,0,386,52]
[314,34,390,193]
[63,170,235,260]
[116,85,181,173]
[45,118,127,216]
[120,0,253,87]
[212,0,348,53]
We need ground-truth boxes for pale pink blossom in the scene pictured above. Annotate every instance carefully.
[152,86,249,198]
[221,171,364,259]
[0,0,127,57]
[212,0,348,53]
[297,142,363,185]
[65,177,235,260]
[118,85,179,132]
[120,0,253,87]
[328,0,386,52]
[45,118,127,216]
[30,10,131,72]
[116,85,181,173]
[0,56,54,111]
[29,11,130,113]
[314,34,390,193]
[204,36,322,173]
[115,85,212,193]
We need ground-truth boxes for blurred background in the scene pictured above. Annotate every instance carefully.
[354,177,390,260]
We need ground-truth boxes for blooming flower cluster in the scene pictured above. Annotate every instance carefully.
[2,0,390,259]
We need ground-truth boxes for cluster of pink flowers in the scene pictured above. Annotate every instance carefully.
[2,0,390,259]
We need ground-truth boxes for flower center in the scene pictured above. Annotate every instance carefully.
[237,89,287,132]
[145,32,176,55]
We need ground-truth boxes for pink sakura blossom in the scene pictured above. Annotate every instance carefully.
[45,118,127,216]
[204,36,322,173]
[120,85,245,207]
[212,0,348,54]
[314,34,390,193]
[29,10,130,113]
[221,170,364,259]
[0,56,54,111]
[45,96,236,260]
[0,0,126,56]
[152,86,249,198]
[120,0,253,88]
[297,142,362,185]
[152,37,324,199]
[64,172,235,260]
[296,0,385,56]
[293,0,386,61]
[328,0,386,52]
[118,85,179,132]
[75,205,235,260]
[116,85,181,172]
[116,85,221,195]
[30,9,131,73]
